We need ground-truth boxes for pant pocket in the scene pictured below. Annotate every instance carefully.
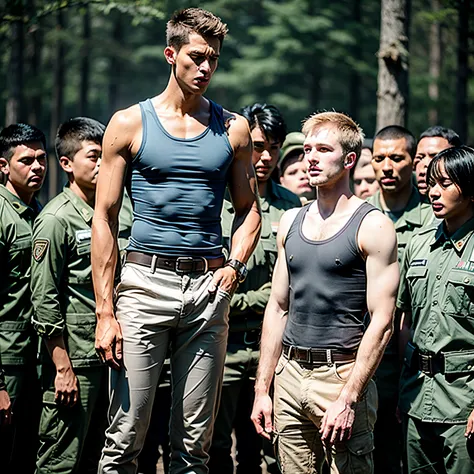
[39,390,60,441]
[347,431,374,474]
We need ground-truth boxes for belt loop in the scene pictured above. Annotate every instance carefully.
[150,255,157,274]
[326,349,333,366]
[287,345,293,361]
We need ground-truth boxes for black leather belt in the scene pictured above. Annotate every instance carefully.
[416,352,444,376]
[126,251,224,275]
[282,344,356,365]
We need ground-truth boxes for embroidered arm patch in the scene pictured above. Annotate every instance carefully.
[33,239,49,262]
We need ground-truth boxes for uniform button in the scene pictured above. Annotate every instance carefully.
[432,301,438,306]
[468,365,473,370]
[464,277,471,284]
[436,275,441,280]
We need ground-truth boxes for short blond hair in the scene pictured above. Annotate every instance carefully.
[302,111,364,158]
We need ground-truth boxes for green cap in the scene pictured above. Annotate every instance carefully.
[279,132,305,166]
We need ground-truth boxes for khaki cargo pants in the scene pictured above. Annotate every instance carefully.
[273,355,378,474]
[98,262,230,474]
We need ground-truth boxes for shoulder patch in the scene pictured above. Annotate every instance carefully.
[33,239,49,262]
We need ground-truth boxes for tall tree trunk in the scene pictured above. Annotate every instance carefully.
[5,10,25,125]
[49,9,66,200]
[376,0,411,130]
[26,0,43,125]
[108,12,123,114]
[79,4,91,116]
[349,0,362,120]
[454,0,469,142]
[428,0,441,126]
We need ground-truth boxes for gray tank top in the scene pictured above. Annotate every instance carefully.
[127,99,234,257]
[283,201,376,351]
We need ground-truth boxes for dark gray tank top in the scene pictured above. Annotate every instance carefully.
[127,99,234,257]
[283,201,376,351]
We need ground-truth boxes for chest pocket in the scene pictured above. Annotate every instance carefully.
[443,269,474,317]
[10,233,32,277]
[406,266,428,309]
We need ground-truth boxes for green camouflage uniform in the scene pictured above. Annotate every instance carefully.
[397,218,474,473]
[209,180,301,474]
[368,186,433,474]
[0,184,42,473]
[31,185,132,474]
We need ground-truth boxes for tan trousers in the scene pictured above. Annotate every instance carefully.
[98,262,230,474]
[273,355,378,474]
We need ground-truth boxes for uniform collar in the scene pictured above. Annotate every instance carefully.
[224,179,282,214]
[0,184,41,216]
[63,185,94,224]
[430,216,474,253]
[372,186,426,227]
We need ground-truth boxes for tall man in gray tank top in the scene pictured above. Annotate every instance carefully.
[251,112,399,473]
[91,8,261,474]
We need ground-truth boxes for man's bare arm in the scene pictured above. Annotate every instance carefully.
[321,211,399,443]
[210,114,261,293]
[91,107,138,369]
[251,208,299,439]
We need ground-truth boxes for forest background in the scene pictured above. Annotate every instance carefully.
[0,0,472,199]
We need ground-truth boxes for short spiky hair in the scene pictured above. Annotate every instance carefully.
[0,123,46,162]
[166,8,228,50]
[55,117,105,160]
[302,111,364,158]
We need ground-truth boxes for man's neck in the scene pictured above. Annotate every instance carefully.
[159,76,206,115]
[379,181,413,213]
[5,181,34,206]
[258,180,269,199]
[315,178,353,219]
[69,181,95,208]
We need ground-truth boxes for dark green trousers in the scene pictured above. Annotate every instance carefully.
[406,415,474,474]
[36,365,108,474]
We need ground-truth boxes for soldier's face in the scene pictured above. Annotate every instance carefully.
[0,142,47,198]
[428,161,474,224]
[372,138,413,194]
[63,141,101,190]
[251,127,280,183]
[353,164,379,199]
[414,137,451,197]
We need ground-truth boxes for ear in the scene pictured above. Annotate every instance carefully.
[344,152,357,170]
[164,46,177,65]
[0,157,9,176]
[59,155,73,174]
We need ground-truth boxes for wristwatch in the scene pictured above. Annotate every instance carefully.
[225,259,248,283]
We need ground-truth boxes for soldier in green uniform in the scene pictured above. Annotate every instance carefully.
[30,117,132,473]
[398,145,474,473]
[368,125,434,474]
[0,123,47,473]
[209,104,301,474]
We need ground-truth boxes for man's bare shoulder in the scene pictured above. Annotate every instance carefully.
[108,103,142,131]
[278,207,302,243]
[359,209,397,257]
[223,110,251,141]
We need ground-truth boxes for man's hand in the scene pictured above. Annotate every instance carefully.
[251,393,274,440]
[0,390,12,426]
[465,409,474,437]
[95,316,123,371]
[55,366,79,406]
[208,266,238,295]
[320,398,356,444]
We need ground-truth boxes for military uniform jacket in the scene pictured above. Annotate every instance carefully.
[0,184,41,365]
[31,186,131,368]
[368,186,434,264]
[221,180,301,331]
[397,218,474,423]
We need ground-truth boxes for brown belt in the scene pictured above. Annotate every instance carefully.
[282,344,356,365]
[126,251,225,275]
